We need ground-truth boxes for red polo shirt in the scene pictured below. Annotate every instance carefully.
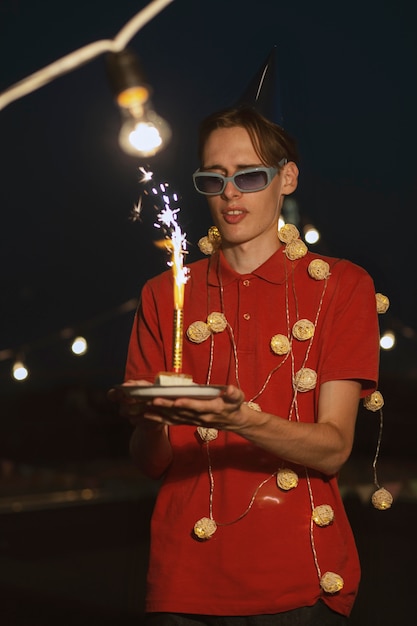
[125,248,380,617]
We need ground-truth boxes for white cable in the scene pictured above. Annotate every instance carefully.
[0,0,174,112]
[113,0,173,51]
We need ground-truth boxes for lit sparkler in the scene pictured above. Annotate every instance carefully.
[135,167,189,373]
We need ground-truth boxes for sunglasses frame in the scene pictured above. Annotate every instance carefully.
[192,161,286,196]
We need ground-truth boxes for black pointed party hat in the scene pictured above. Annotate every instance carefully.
[234,46,284,127]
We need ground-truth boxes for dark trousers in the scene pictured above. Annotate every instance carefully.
[144,602,349,625]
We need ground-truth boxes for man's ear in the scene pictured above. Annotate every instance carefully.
[282,161,299,195]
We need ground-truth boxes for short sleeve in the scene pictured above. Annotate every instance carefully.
[319,261,380,397]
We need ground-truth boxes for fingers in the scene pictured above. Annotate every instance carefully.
[110,383,245,429]
[108,383,148,422]
[148,385,245,429]
[222,384,245,407]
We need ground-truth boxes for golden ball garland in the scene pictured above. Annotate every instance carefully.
[320,572,344,594]
[312,504,335,527]
[363,390,384,412]
[278,223,300,244]
[187,312,228,344]
[208,225,221,244]
[276,468,299,490]
[285,239,308,261]
[197,427,219,442]
[193,517,217,540]
[189,222,394,594]
[293,368,317,392]
[308,259,331,281]
[270,333,291,355]
[376,292,390,314]
[292,319,315,341]
[198,236,216,255]
[187,320,211,343]
[372,488,393,510]
[207,312,228,333]
[198,226,222,256]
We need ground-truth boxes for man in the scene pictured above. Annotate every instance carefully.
[114,106,380,625]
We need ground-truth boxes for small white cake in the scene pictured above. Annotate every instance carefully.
[155,372,194,386]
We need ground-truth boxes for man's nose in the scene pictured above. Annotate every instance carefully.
[222,180,241,198]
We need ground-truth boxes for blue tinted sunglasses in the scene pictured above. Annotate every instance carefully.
[193,160,287,196]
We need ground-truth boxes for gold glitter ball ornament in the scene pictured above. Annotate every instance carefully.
[320,572,344,594]
[278,223,300,244]
[292,319,315,341]
[270,334,291,355]
[308,259,331,280]
[285,239,308,261]
[207,312,227,333]
[193,517,217,540]
[197,427,218,442]
[198,236,215,255]
[293,368,317,392]
[277,468,299,490]
[312,504,335,527]
[208,225,221,244]
[376,292,390,314]
[197,227,222,256]
[372,487,393,510]
[187,321,211,343]
[363,390,384,412]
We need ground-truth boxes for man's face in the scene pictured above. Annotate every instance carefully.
[201,126,288,250]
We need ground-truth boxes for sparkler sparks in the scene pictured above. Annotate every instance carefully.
[130,196,143,221]
[134,166,190,372]
[139,166,153,183]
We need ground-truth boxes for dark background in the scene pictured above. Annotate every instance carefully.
[0,0,416,623]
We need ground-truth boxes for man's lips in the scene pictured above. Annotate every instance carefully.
[222,207,247,224]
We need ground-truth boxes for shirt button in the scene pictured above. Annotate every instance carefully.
[243,279,250,287]
[243,313,251,320]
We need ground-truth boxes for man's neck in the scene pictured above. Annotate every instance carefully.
[221,238,281,274]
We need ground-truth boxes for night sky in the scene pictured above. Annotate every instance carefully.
[1,0,416,394]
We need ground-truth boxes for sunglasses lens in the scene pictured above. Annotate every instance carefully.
[235,170,269,191]
[195,175,224,194]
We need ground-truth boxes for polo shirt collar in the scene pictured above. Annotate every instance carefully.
[207,247,288,286]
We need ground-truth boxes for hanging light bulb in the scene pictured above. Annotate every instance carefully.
[106,49,171,157]
[71,336,88,355]
[12,359,29,381]
[118,107,171,156]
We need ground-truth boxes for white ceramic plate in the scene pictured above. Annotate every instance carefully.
[117,385,225,400]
